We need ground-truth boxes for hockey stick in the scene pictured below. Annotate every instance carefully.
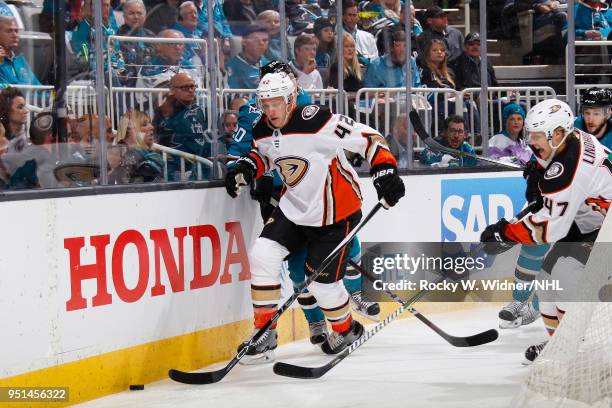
[168,200,386,385]
[348,260,498,347]
[408,110,524,170]
[273,275,442,379]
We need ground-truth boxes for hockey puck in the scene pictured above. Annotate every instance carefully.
[129,384,144,391]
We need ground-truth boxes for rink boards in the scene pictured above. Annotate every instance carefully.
[3,170,598,406]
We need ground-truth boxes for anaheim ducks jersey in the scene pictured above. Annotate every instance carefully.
[247,105,397,226]
[505,130,612,244]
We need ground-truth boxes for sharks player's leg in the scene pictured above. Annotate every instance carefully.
[287,249,329,345]
[344,237,381,321]
[498,244,548,329]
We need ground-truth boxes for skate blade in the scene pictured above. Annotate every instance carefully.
[521,358,535,366]
[238,350,275,365]
[499,317,522,329]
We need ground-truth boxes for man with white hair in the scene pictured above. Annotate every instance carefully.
[173,1,204,66]
[224,70,405,363]
[118,0,155,86]
[480,99,612,363]
[0,15,40,85]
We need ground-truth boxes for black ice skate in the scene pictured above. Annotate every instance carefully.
[350,291,381,321]
[308,320,328,345]
[237,328,278,365]
[523,340,548,365]
[321,320,364,355]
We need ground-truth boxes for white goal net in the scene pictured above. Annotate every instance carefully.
[512,301,612,408]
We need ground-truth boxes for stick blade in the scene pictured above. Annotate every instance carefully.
[273,362,330,379]
[451,329,499,347]
[168,368,226,385]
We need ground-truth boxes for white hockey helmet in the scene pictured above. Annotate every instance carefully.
[256,72,297,109]
[524,98,574,141]
[524,98,575,167]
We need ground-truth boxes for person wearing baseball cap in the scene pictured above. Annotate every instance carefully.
[416,5,463,63]
[450,32,498,91]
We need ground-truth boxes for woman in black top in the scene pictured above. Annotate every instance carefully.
[327,32,363,91]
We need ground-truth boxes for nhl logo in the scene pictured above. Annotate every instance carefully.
[544,162,564,179]
[301,105,320,120]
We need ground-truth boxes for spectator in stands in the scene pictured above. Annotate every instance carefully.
[226,24,270,89]
[106,144,130,184]
[257,10,289,62]
[420,115,477,167]
[417,6,463,63]
[529,0,567,63]
[71,0,125,84]
[291,34,323,90]
[363,29,421,88]
[1,112,59,189]
[361,0,402,24]
[385,113,414,168]
[390,4,422,57]
[314,17,335,69]
[144,0,180,34]
[328,32,363,91]
[116,110,164,182]
[154,72,209,180]
[223,0,273,36]
[174,1,204,66]
[118,0,156,87]
[419,39,455,89]
[574,0,612,41]
[0,16,41,86]
[450,32,498,91]
[488,102,531,165]
[342,0,379,64]
[136,29,202,96]
[69,113,113,163]
[0,87,28,153]
[193,0,232,56]
[220,110,238,144]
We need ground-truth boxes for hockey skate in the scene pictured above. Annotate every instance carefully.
[350,291,381,321]
[321,320,364,355]
[308,320,328,345]
[523,341,548,365]
[499,301,540,329]
[237,328,278,365]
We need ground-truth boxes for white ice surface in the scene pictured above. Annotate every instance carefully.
[77,305,549,408]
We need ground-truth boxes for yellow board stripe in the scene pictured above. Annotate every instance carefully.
[0,302,488,407]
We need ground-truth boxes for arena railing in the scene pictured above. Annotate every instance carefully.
[354,87,460,148]
[567,40,612,106]
[152,143,213,182]
[461,86,556,148]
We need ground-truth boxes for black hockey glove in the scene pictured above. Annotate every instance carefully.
[251,174,274,204]
[371,163,405,208]
[480,218,516,255]
[225,157,256,198]
[523,160,543,212]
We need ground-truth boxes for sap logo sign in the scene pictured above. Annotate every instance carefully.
[441,177,526,241]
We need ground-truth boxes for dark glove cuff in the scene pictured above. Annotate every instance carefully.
[370,163,397,179]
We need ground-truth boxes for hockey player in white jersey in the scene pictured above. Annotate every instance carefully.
[224,71,405,363]
[480,98,612,363]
